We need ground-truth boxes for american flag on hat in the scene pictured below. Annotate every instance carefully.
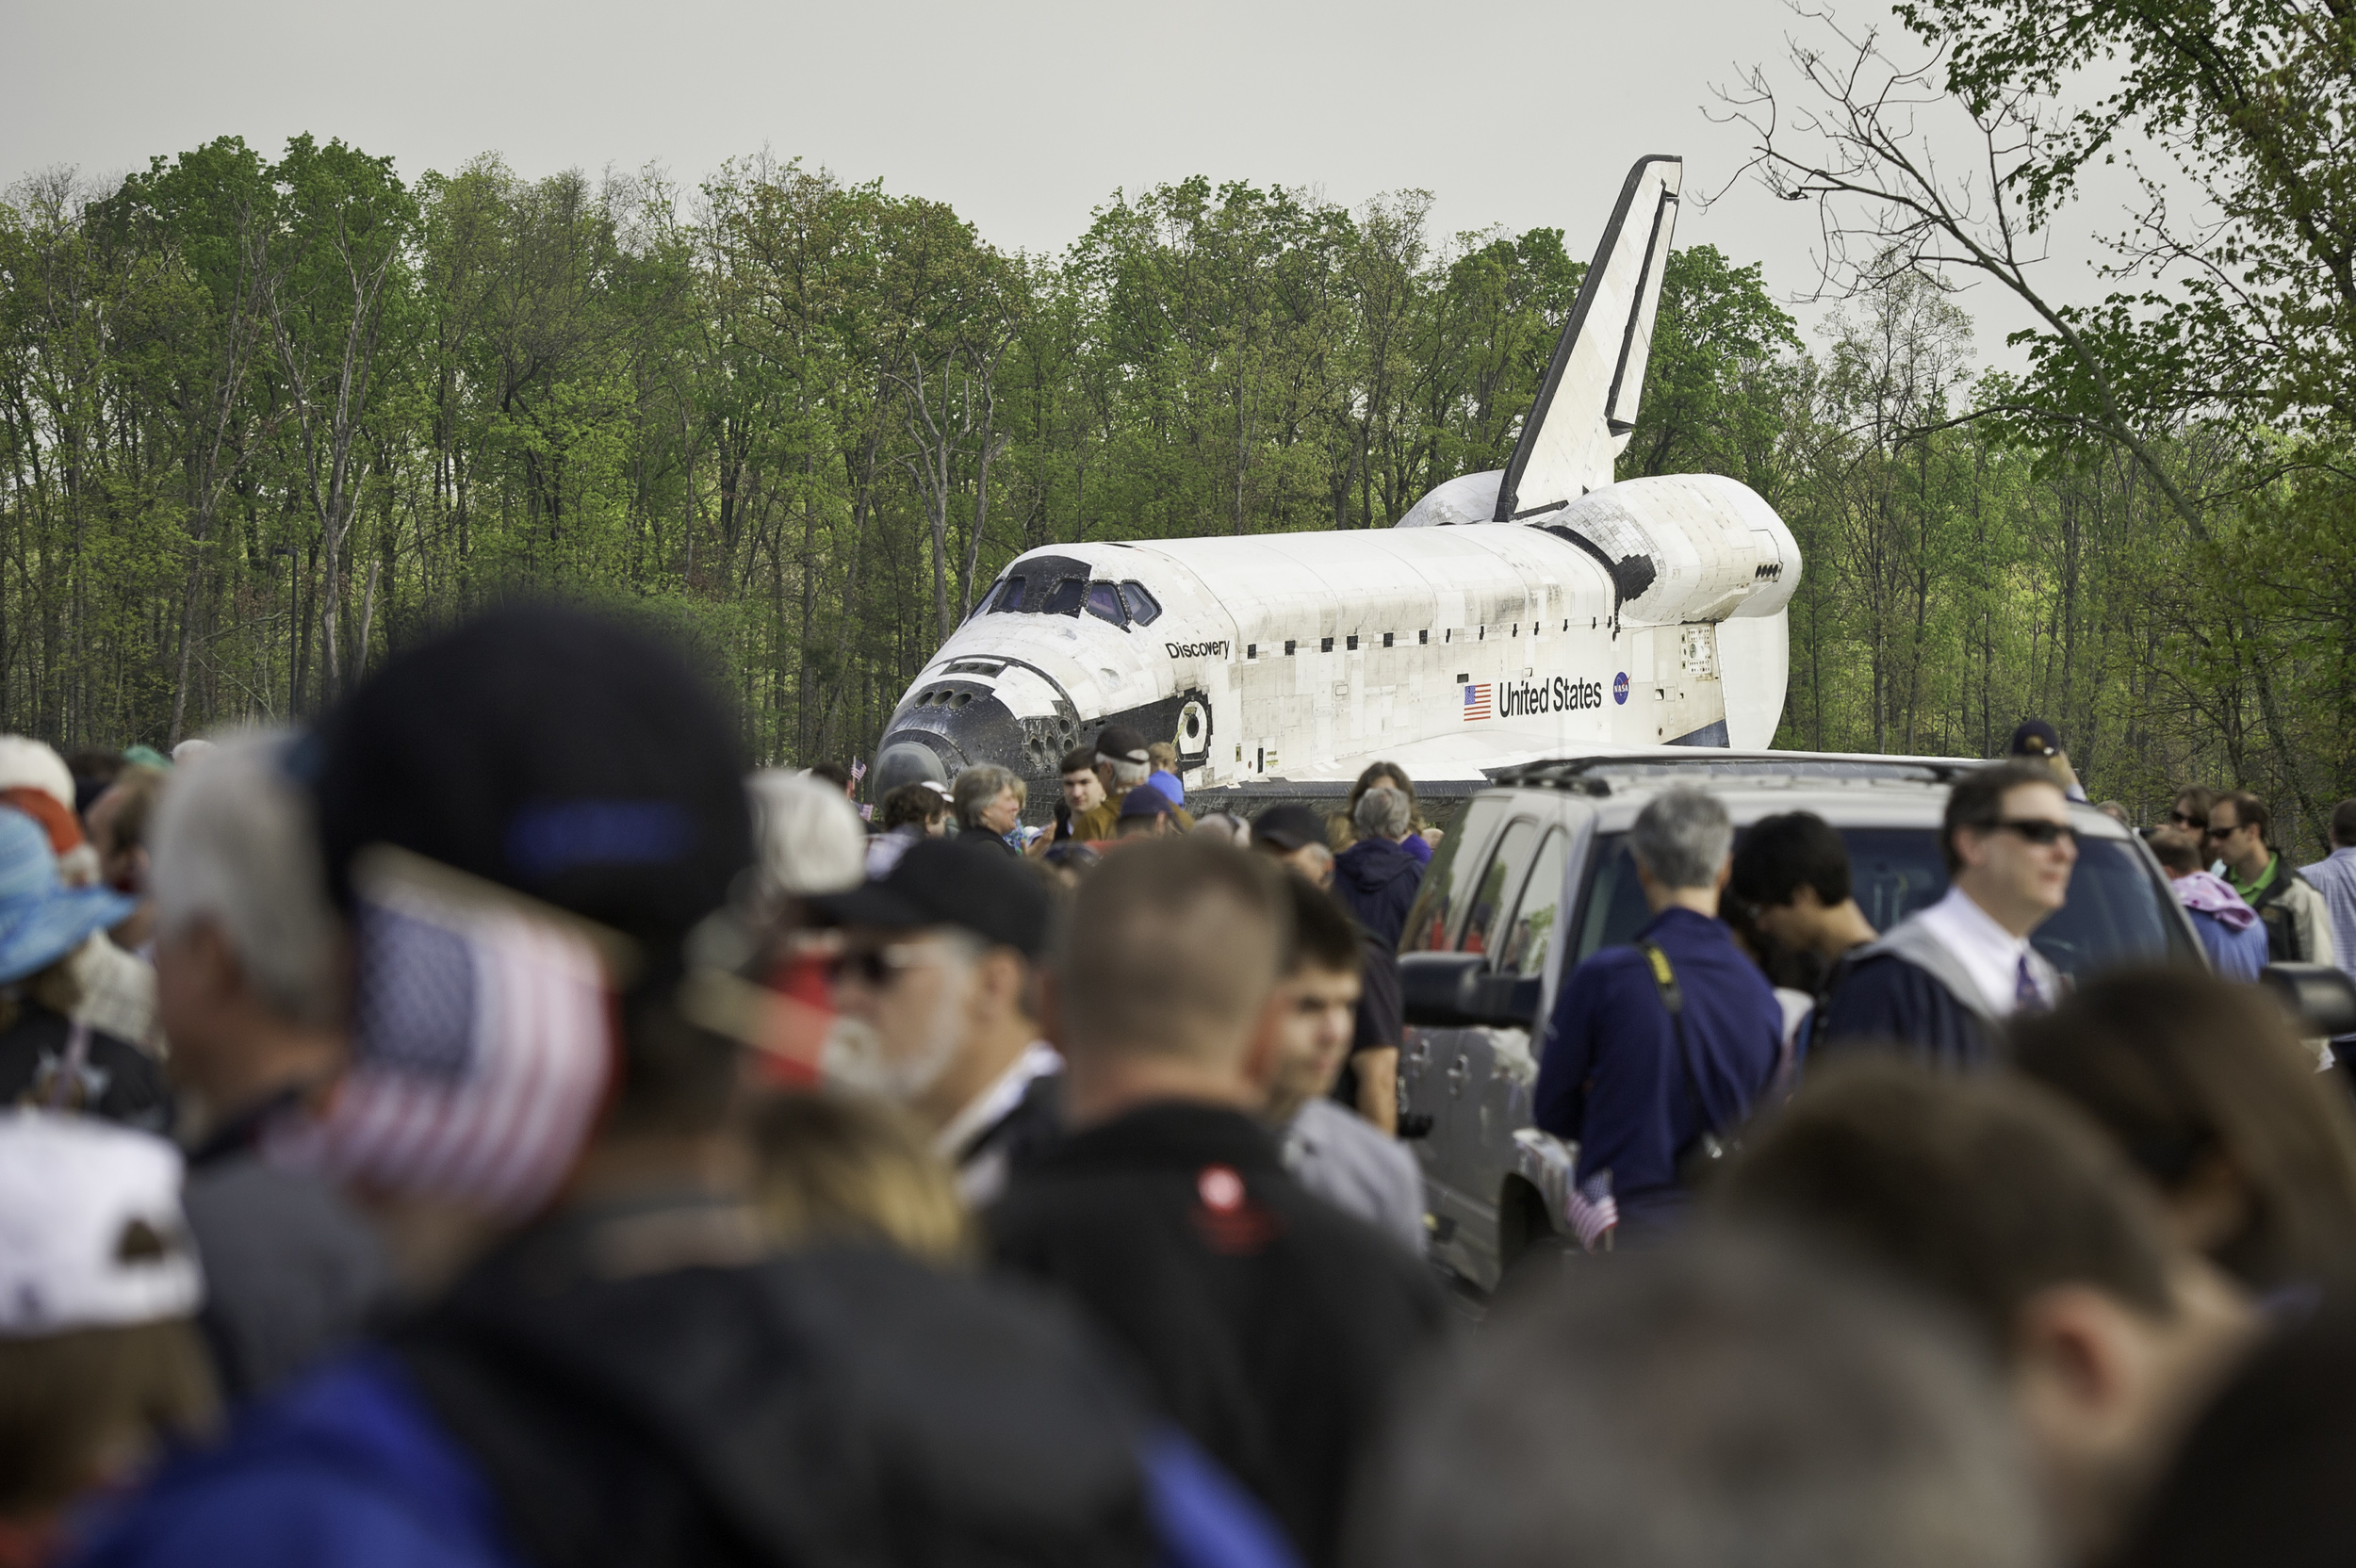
[266,847,625,1219]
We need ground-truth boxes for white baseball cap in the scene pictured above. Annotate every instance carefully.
[0,1110,203,1335]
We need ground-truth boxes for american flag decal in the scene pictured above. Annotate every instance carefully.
[1462,682,1494,722]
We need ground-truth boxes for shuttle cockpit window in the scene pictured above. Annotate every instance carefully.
[987,576,1027,613]
[1084,582,1128,626]
[1119,581,1162,625]
[1041,577,1088,616]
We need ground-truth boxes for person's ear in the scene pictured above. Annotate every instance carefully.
[2011,1284,2150,1449]
[1713,858,1732,893]
[973,949,1025,1022]
[1238,987,1290,1096]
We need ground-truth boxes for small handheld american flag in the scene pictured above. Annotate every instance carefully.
[266,847,622,1219]
[1565,1168,1617,1252]
[1462,682,1494,722]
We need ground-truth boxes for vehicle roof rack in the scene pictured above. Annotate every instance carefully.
[1487,749,1990,794]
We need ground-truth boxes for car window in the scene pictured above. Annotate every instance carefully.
[1572,825,2196,977]
[1460,820,1539,956]
[1402,794,1506,953]
[1497,827,1568,977]
[1120,581,1163,625]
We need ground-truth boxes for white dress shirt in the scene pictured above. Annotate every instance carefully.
[1912,887,2053,1017]
[935,1040,1062,1205]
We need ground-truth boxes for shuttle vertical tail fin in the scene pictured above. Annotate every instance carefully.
[1492,155,1682,519]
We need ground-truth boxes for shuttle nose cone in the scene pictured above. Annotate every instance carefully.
[873,738,951,798]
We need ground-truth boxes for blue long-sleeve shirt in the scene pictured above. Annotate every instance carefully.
[1532,906,1784,1228]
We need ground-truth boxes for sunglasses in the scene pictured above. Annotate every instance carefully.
[2204,824,2242,841]
[828,941,938,988]
[2168,810,2204,827]
[1991,819,2079,847]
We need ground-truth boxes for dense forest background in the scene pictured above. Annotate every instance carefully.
[3,2,2351,846]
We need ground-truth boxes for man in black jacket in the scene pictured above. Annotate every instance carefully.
[990,836,1447,1568]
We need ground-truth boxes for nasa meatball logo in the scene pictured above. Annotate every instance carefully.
[1612,672,1630,705]
[1496,677,1607,718]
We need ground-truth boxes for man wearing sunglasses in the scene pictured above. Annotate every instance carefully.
[1818,762,2075,1070]
[2209,791,2334,969]
[817,839,1063,1204]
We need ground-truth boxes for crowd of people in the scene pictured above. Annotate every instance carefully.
[4,612,2356,1568]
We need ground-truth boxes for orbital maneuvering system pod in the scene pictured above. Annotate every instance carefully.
[870,155,1800,802]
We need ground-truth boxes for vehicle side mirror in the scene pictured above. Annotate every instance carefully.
[1400,952,1544,1029]
[2259,963,2356,1038]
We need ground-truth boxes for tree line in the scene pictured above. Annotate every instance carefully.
[3,0,2350,847]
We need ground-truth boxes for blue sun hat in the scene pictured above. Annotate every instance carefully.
[0,809,137,985]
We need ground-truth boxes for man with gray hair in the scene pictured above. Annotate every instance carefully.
[147,729,392,1402]
[1533,787,1782,1248]
[1348,1236,2049,1568]
[1333,785,1423,954]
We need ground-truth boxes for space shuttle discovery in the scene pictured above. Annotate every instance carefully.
[869,155,1800,802]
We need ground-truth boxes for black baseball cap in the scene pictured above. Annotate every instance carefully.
[310,604,751,970]
[1095,727,1150,766]
[2008,720,2062,759]
[1252,804,1328,853]
[814,838,1052,959]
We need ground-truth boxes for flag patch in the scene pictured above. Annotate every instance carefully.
[1462,683,1494,721]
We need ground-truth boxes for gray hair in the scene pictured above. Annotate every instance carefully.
[1631,788,1733,890]
[747,770,866,897]
[149,729,339,1029]
[1105,757,1149,790]
[1355,785,1412,841]
[1350,1237,2046,1568]
[951,764,1024,829]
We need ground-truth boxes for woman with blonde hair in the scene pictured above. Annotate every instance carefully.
[746,1091,972,1266]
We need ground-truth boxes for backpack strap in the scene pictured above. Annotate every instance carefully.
[1638,941,1726,1165]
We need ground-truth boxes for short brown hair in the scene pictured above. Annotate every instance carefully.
[1281,873,1362,978]
[2332,798,2356,847]
[1054,837,1290,1062]
[2149,827,2204,875]
[1147,741,1178,770]
[1714,1059,2179,1358]
[2012,969,2356,1294]
[879,782,947,832]
[2214,790,2270,844]
[1059,745,1097,777]
[1940,763,2066,876]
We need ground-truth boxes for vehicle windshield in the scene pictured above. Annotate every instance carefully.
[1571,826,2195,978]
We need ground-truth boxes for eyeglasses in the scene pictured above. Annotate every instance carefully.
[2168,810,2204,827]
[2204,824,2241,841]
[1992,819,2079,847]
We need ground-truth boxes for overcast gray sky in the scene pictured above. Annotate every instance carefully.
[8,0,2111,359]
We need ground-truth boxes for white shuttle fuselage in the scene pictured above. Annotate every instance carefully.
[870,156,1805,800]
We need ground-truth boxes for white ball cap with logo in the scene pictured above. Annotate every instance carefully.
[0,1109,202,1336]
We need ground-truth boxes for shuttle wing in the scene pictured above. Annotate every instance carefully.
[1491,155,1682,519]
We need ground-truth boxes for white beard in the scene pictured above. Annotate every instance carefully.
[819,961,971,1103]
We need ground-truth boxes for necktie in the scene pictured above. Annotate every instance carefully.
[2014,954,2043,1013]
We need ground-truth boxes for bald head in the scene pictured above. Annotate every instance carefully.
[1054,836,1292,1068]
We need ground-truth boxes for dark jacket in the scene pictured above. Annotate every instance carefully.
[0,1004,169,1132]
[1332,840,1424,954]
[77,1195,1297,1568]
[184,1097,396,1403]
[1813,913,2055,1072]
[1533,906,1783,1230]
[989,1102,1446,1568]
